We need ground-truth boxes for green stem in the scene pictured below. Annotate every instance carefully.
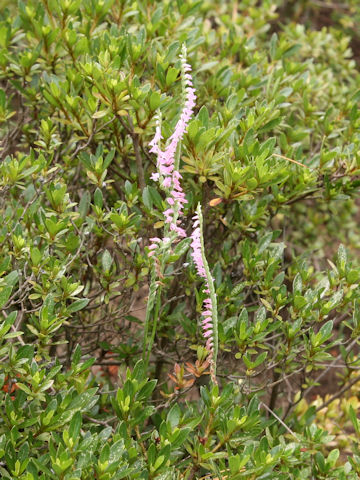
[145,283,162,368]
[142,264,158,365]
[142,234,169,370]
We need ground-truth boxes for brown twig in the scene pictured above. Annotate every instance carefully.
[272,153,309,168]
[260,402,299,440]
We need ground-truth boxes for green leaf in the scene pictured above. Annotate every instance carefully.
[92,109,109,119]
[67,298,89,313]
[152,454,165,472]
[4,271,18,287]
[102,250,113,273]
[150,91,161,111]
[282,43,301,58]
[166,67,179,86]
[99,442,110,465]
[0,286,12,308]
[337,244,347,273]
[0,311,17,337]
[94,188,103,208]
[327,449,339,467]
[167,403,181,429]
[136,379,157,401]
[314,320,333,346]
[253,351,268,368]
[171,427,191,449]
[270,33,278,60]
[142,187,153,210]
[69,411,82,441]
[258,117,281,134]
[229,454,241,474]
[348,405,360,435]
[79,190,91,218]
[257,232,272,254]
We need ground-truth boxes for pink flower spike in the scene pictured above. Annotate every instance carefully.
[190,204,218,365]
[148,52,195,242]
[147,47,197,270]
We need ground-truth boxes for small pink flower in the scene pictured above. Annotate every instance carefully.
[150,172,160,181]
[206,339,214,350]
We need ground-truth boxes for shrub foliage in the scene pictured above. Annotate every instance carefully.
[2,0,360,478]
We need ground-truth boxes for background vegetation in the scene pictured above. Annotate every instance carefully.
[2,0,360,478]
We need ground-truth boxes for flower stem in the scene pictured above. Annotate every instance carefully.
[142,248,167,370]
[142,264,158,366]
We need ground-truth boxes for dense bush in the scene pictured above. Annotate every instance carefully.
[2,0,360,478]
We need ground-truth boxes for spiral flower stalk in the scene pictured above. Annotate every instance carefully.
[148,45,196,242]
[190,204,218,383]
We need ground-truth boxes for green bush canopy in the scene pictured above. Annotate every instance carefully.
[2,0,360,478]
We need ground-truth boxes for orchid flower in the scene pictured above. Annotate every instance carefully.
[148,45,196,251]
[190,204,218,383]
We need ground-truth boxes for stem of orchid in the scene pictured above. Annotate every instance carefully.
[142,263,158,365]
[142,241,168,369]
[144,280,162,369]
